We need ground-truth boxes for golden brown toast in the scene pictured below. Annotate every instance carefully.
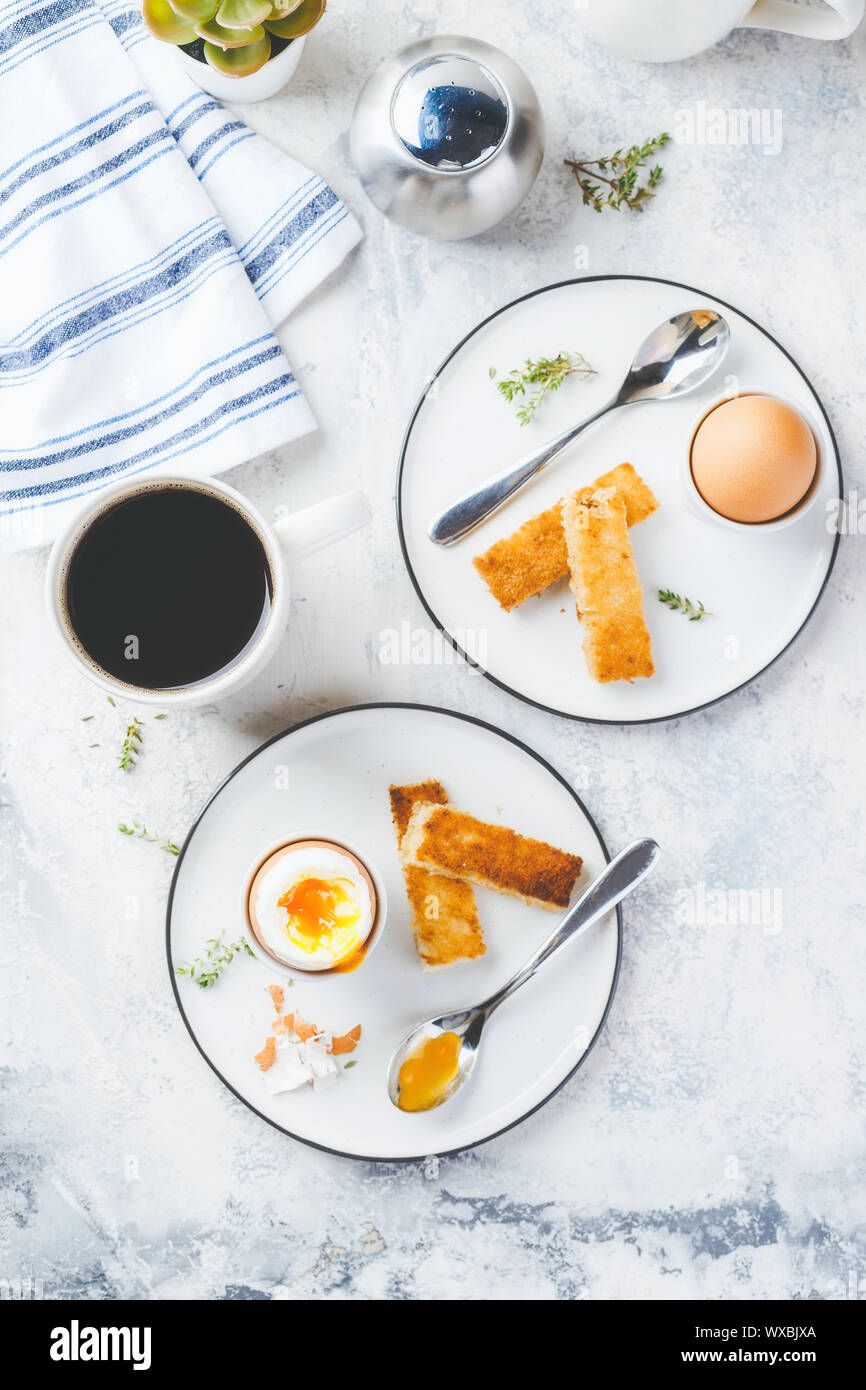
[473,463,658,612]
[400,802,582,910]
[389,781,486,969]
[562,485,655,683]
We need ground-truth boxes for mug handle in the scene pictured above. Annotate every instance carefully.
[273,490,371,567]
[742,0,863,38]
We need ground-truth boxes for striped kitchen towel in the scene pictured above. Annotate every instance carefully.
[0,0,362,550]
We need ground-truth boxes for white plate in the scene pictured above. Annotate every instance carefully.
[398,276,842,723]
[167,704,621,1161]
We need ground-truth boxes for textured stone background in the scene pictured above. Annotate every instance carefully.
[1,1,865,1300]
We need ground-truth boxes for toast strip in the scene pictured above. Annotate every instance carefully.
[562,485,655,683]
[473,463,658,612]
[400,803,582,910]
[389,781,486,969]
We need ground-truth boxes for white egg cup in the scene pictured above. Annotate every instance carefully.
[242,835,387,978]
[682,389,823,534]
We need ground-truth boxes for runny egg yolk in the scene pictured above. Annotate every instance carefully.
[397,1032,462,1112]
[277,876,358,951]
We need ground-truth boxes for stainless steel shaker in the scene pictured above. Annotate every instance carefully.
[350,35,545,240]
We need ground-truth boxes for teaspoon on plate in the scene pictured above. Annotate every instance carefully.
[427,309,731,545]
[387,837,660,1113]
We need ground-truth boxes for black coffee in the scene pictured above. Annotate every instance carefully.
[64,485,273,690]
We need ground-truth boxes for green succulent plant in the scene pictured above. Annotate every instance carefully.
[143,0,326,78]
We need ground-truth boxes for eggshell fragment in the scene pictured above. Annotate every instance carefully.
[331,1025,362,1055]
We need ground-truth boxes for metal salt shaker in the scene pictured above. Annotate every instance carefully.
[350,35,545,240]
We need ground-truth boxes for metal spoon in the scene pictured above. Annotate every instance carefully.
[427,309,731,545]
[387,838,660,1112]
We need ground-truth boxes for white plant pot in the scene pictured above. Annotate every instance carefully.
[175,34,305,104]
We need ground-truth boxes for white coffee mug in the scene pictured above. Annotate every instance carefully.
[575,0,863,63]
[45,473,370,706]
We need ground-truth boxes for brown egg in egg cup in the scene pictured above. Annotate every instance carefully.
[683,390,823,533]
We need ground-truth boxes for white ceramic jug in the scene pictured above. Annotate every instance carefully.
[576,0,863,63]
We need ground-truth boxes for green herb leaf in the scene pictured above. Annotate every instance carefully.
[118,717,143,772]
[494,351,597,426]
[175,932,254,989]
[117,818,180,855]
[658,588,712,621]
[565,133,671,213]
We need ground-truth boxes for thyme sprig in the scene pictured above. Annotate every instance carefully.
[492,351,597,426]
[118,717,143,772]
[118,819,180,855]
[565,133,671,213]
[175,932,254,989]
[658,588,712,621]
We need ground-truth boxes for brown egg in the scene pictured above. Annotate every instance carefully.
[691,395,817,524]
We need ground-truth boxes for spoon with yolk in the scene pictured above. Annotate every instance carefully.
[396,1031,464,1112]
[388,838,660,1113]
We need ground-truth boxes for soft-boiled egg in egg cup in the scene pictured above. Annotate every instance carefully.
[244,837,386,975]
[684,391,822,533]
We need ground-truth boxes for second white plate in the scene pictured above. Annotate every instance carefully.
[398,276,841,723]
[167,704,621,1161]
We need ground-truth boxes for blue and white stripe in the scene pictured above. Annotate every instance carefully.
[0,220,239,385]
[166,89,256,179]
[0,0,361,548]
[0,0,104,78]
